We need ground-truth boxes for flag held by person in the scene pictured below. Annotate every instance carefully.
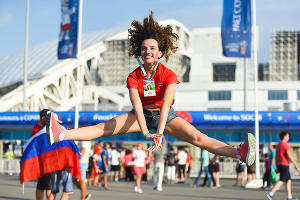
[20,127,81,184]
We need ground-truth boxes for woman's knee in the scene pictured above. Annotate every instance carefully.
[194,131,208,148]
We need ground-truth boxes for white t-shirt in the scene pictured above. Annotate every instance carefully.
[133,150,146,167]
[110,149,121,165]
[80,141,91,164]
[177,151,187,165]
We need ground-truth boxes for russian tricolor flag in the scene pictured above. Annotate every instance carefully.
[20,127,81,184]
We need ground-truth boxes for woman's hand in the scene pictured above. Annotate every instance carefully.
[145,133,164,151]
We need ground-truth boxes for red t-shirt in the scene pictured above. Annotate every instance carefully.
[127,63,179,108]
[276,141,291,166]
[31,122,43,137]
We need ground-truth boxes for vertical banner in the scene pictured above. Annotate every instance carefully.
[57,0,79,59]
[221,0,252,58]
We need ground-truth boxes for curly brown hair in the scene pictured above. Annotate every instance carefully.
[128,11,178,61]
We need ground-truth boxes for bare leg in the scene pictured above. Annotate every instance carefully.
[165,117,236,158]
[270,180,284,196]
[36,189,44,200]
[64,113,140,141]
[136,174,142,188]
[286,180,292,198]
[46,190,51,200]
[60,193,70,200]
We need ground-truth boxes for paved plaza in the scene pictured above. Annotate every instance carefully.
[0,174,299,200]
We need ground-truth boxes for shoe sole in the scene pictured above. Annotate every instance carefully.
[246,133,256,166]
[46,112,55,145]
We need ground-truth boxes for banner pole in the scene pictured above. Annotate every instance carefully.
[23,0,30,111]
[252,0,260,178]
[74,0,83,129]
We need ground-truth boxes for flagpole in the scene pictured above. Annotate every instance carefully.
[23,0,30,111]
[74,0,83,129]
[252,0,260,178]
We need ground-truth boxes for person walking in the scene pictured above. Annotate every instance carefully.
[265,144,276,189]
[176,146,187,183]
[74,141,92,200]
[266,131,300,200]
[194,149,211,187]
[110,145,121,182]
[100,143,110,190]
[132,143,147,193]
[152,148,165,191]
[166,147,177,184]
[233,161,246,187]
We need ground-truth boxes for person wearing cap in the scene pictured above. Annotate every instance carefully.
[31,109,50,137]
[31,109,52,200]
[46,12,256,172]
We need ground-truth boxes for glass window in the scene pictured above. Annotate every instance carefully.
[208,91,231,101]
[268,90,288,100]
[213,63,236,81]
[297,90,300,100]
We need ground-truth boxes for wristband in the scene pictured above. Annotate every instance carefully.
[144,132,151,138]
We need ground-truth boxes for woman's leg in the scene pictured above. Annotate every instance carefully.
[165,117,236,158]
[63,112,140,141]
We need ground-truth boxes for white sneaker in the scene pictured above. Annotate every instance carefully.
[137,188,143,193]
[156,187,163,191]
[134,186,138,192]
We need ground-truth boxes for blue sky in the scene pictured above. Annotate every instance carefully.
[0,0,299,62]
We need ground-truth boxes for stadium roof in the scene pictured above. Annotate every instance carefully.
[0,28,124,89]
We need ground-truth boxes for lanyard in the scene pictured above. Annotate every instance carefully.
[135,55,165,79]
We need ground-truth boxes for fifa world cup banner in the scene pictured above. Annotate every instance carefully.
[57,0,79,59]
[221,0,252,58]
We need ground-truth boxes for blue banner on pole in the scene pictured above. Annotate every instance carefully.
[221,0,252,58]
[57,0,79,59]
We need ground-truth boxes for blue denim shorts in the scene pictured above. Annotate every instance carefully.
[51,169,73,194]
[131,107,178,131]
[80,162,89,181]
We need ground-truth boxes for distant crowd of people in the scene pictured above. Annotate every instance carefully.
[85,141,195,193]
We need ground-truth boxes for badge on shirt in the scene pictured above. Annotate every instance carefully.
[143,80,156,97]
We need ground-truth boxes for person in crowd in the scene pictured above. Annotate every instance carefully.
[152,147,165,191]
[267,131,300,200]
[203,152,215,187]
[124,148,134,182]
[100,143,110,190]
[262,153,270,189]
[118,146,126,180]
[177,146,187,183]
[186,149,193,181]
[265,144,277,190]
[32,109,52,200]
[213,155,221,188]
[233,161,246,187]
[49,168,73,200]
[142,149,151,182]
[247,161,256,182]
[110,145,121,182]
[193,149,211,187]
[166,147,177,184]
[132,143,146,193]
[73,141,92,200]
